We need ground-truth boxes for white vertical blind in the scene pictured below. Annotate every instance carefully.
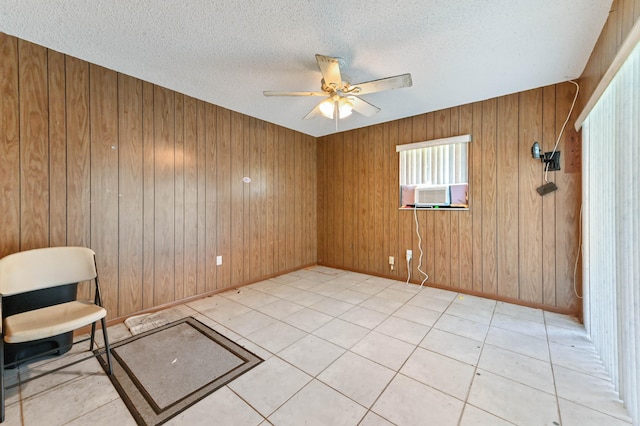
[398,142,469,186]
[582,37,640,424]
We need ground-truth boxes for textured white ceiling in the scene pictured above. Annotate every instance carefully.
[0,0,611,137]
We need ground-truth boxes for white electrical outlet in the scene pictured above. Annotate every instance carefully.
[406,250,412,261]
[388,256,395,265]
[216,255,222,265]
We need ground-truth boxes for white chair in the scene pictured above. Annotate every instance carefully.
[0,246,113,423]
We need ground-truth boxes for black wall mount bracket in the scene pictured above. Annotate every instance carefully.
[541,151,561,171]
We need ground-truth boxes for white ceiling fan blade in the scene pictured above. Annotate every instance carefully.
[349,96,380,117]
[263,91,326,97]
[303,99,325,120]
[349,73,412,95]
[315,54,343,90]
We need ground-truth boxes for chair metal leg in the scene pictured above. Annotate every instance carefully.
[100,317,113,375]
[89,322,97,351]
[1,338,5,423]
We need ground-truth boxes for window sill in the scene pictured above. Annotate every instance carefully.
[399,206,469,211]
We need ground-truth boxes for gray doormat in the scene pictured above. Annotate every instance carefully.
[96,317,262,425]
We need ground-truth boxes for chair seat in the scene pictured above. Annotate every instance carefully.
[3,301,106,344]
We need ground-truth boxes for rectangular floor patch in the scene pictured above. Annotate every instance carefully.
[96,317,262,425]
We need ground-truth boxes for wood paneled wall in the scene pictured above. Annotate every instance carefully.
[4,1,634,318]
[0,34,317,319]
[578,0,640,110]
[318,83,582,312]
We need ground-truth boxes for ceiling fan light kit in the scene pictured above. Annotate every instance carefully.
[263,54,412,127]
[319,96,353,119]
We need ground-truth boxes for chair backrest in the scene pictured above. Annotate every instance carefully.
[0,247,97,296]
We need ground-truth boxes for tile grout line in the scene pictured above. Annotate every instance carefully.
[544,311,564,426]
[354,286,459,424]
[455,298,506,426]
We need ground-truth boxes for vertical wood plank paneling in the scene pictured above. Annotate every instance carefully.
[276,125,287,270]
[141,82,155,308]
[424,113,436,282]
[481,99,498,295]
[449,107,461,288]
[153,85,175,304]
[343,130,355,269]
[183,96,198,298]
[174,93,185,300]
[118,74,143,315]
[48,50,67,247]
[372,125,384,274]
[434,110,451,286]
[257,121,268,275]
[314,134,322,264]
[397,119,413,279]
[259,116,271,276]
[541,86,557,305]
[89,64,119,315]
[265,122,276,274]
[518,89,543,303]
[496,93,520,299]
[471,102,484,292]
[19,40,49,250]
[578,0,636,113]
[315,81,581,312]
[230,111,245,285]
[411,115,427,281]
[216,107,231,289]
[3,31,603,317]
[621,0,636,42]
[459,104,474,290]
[65,57,91,249]
[615,0,624,47]
[323,135,335,266]
[0,34,20,258]
[244,116,255,279]
[357,128,369,271]
[250,119,264,275]
[205,104,217,291]
[249,117,261,279]
[3,37,320,320]
[66,57,92,304]
[555,82,581,310]
[256,120,268,276]
[387,121,400,278]
[380,123,391,276]
[334,132,345,268]
[367,127,377,273]
[195,100,207,294]
[294,131,305,268]
[304,134,317,264]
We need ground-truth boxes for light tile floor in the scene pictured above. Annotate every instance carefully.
[3,266,634,426]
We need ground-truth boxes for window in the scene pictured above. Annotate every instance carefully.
[396,134,471,208]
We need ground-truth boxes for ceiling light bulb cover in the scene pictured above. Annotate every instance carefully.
[338,97,353,118]
[319,99,335,118]
[319,97,353,119]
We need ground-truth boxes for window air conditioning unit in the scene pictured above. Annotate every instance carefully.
[415,185,450,206]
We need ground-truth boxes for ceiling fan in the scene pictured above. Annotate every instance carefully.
[263,54,412,127]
